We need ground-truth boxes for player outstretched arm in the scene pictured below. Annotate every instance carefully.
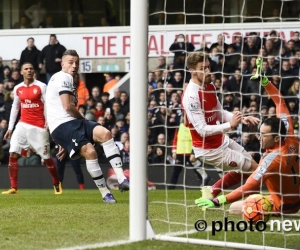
[252,58,294,135]
[4,87,21,140]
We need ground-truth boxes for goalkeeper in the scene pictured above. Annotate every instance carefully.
[195,58,300,215]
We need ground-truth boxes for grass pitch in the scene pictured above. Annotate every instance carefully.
[0,190,299,250]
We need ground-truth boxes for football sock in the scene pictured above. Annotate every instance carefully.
[211,171,251,197]
[102,138,126,183]
[191,160,208,179]
[8,156,18,189]
[86,159,110,198]
[44,158,60,184]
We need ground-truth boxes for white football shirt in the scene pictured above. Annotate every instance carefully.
[45,71,77,133]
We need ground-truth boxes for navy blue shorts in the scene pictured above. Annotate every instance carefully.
[51,119,99,160]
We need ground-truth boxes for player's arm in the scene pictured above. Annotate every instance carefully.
[185,94,240,137]
[58,75,84,119]
[216,98,259,126]
[60,93,84,119]
[4,88,21,139]
[172,128,179,158]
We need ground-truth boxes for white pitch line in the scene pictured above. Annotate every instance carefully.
[52,228,211,250]
[52,239,132,250]
[162,227,212,237]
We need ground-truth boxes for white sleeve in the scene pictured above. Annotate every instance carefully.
[216,99,233,123]
[8,87,21,130]
[185,94,231,137]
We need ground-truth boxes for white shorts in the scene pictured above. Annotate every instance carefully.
[10,122,50,159]
[193,135,252,171]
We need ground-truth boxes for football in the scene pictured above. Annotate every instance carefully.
[242,194,273,223]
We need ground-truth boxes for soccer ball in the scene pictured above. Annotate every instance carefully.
[242,194,272,223]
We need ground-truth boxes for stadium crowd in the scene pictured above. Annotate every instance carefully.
[0,30,299,177]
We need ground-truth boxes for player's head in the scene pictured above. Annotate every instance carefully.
[61,50,79,77]
[187,52,211,85]
[20,63,34,80]
[259,117,287,149]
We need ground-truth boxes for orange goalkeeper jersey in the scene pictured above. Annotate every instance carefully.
[226,82,300,214]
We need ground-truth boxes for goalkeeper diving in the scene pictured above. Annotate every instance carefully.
[195,58,300,215]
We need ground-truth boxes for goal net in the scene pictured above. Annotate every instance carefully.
[145,0,300,249]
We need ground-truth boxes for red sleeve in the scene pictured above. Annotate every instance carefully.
[225,173,261,203]
[172,128,178,153]
[264,82,294,135]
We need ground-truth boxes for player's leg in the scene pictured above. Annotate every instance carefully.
[2,123,29,194]
[56,155,68,183]
[199,137,256,198]
[189,153,210,186]
[169,154,184,189]
[70,158,85,189]
[79,143,115,203]
[29,126,61,194]
[92,125,129,191]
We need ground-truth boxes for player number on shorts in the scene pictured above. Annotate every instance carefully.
[80,60,92,73]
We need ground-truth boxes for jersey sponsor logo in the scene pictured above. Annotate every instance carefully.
[206,112,217,123]
[21,99,39,108]
[72,139,78,146]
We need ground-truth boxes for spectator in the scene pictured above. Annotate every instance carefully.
[103,73,118,93]
[119,91,129,115]
[0,66,11,83]
[100,92,111,109]
[12,16,33,29]
[91,86,101,102]
[109,88,121,106]
[156,56,167,70]
[267,55,279,73]
[74,74,89,107]
[10,59,20,71]
[169,34,195,64]
[19,37,40,75]
[210,34,229,53]
[120,140,130,164]
[292,31,300,50]
[39,34,66,83]
[285,40,296,57]
[25,0,46,28]
[147,72,157,89]
[230,35,244,53]
[39,15,54,28]
[94,102,105,120]
[147,145,155,164]
[3,91,14,121]
[153,146,166,164]
[171,71,183,89]
[111,102,124,121]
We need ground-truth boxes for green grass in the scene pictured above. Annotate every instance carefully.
[0,190,299,250]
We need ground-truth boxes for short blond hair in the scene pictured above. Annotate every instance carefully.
[62,49,79,58]
[186,52,208,69]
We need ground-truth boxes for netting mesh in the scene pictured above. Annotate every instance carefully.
[147,0,300,249]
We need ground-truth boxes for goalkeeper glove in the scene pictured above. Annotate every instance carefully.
[195,195,227,211]
[250,58,269,86]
